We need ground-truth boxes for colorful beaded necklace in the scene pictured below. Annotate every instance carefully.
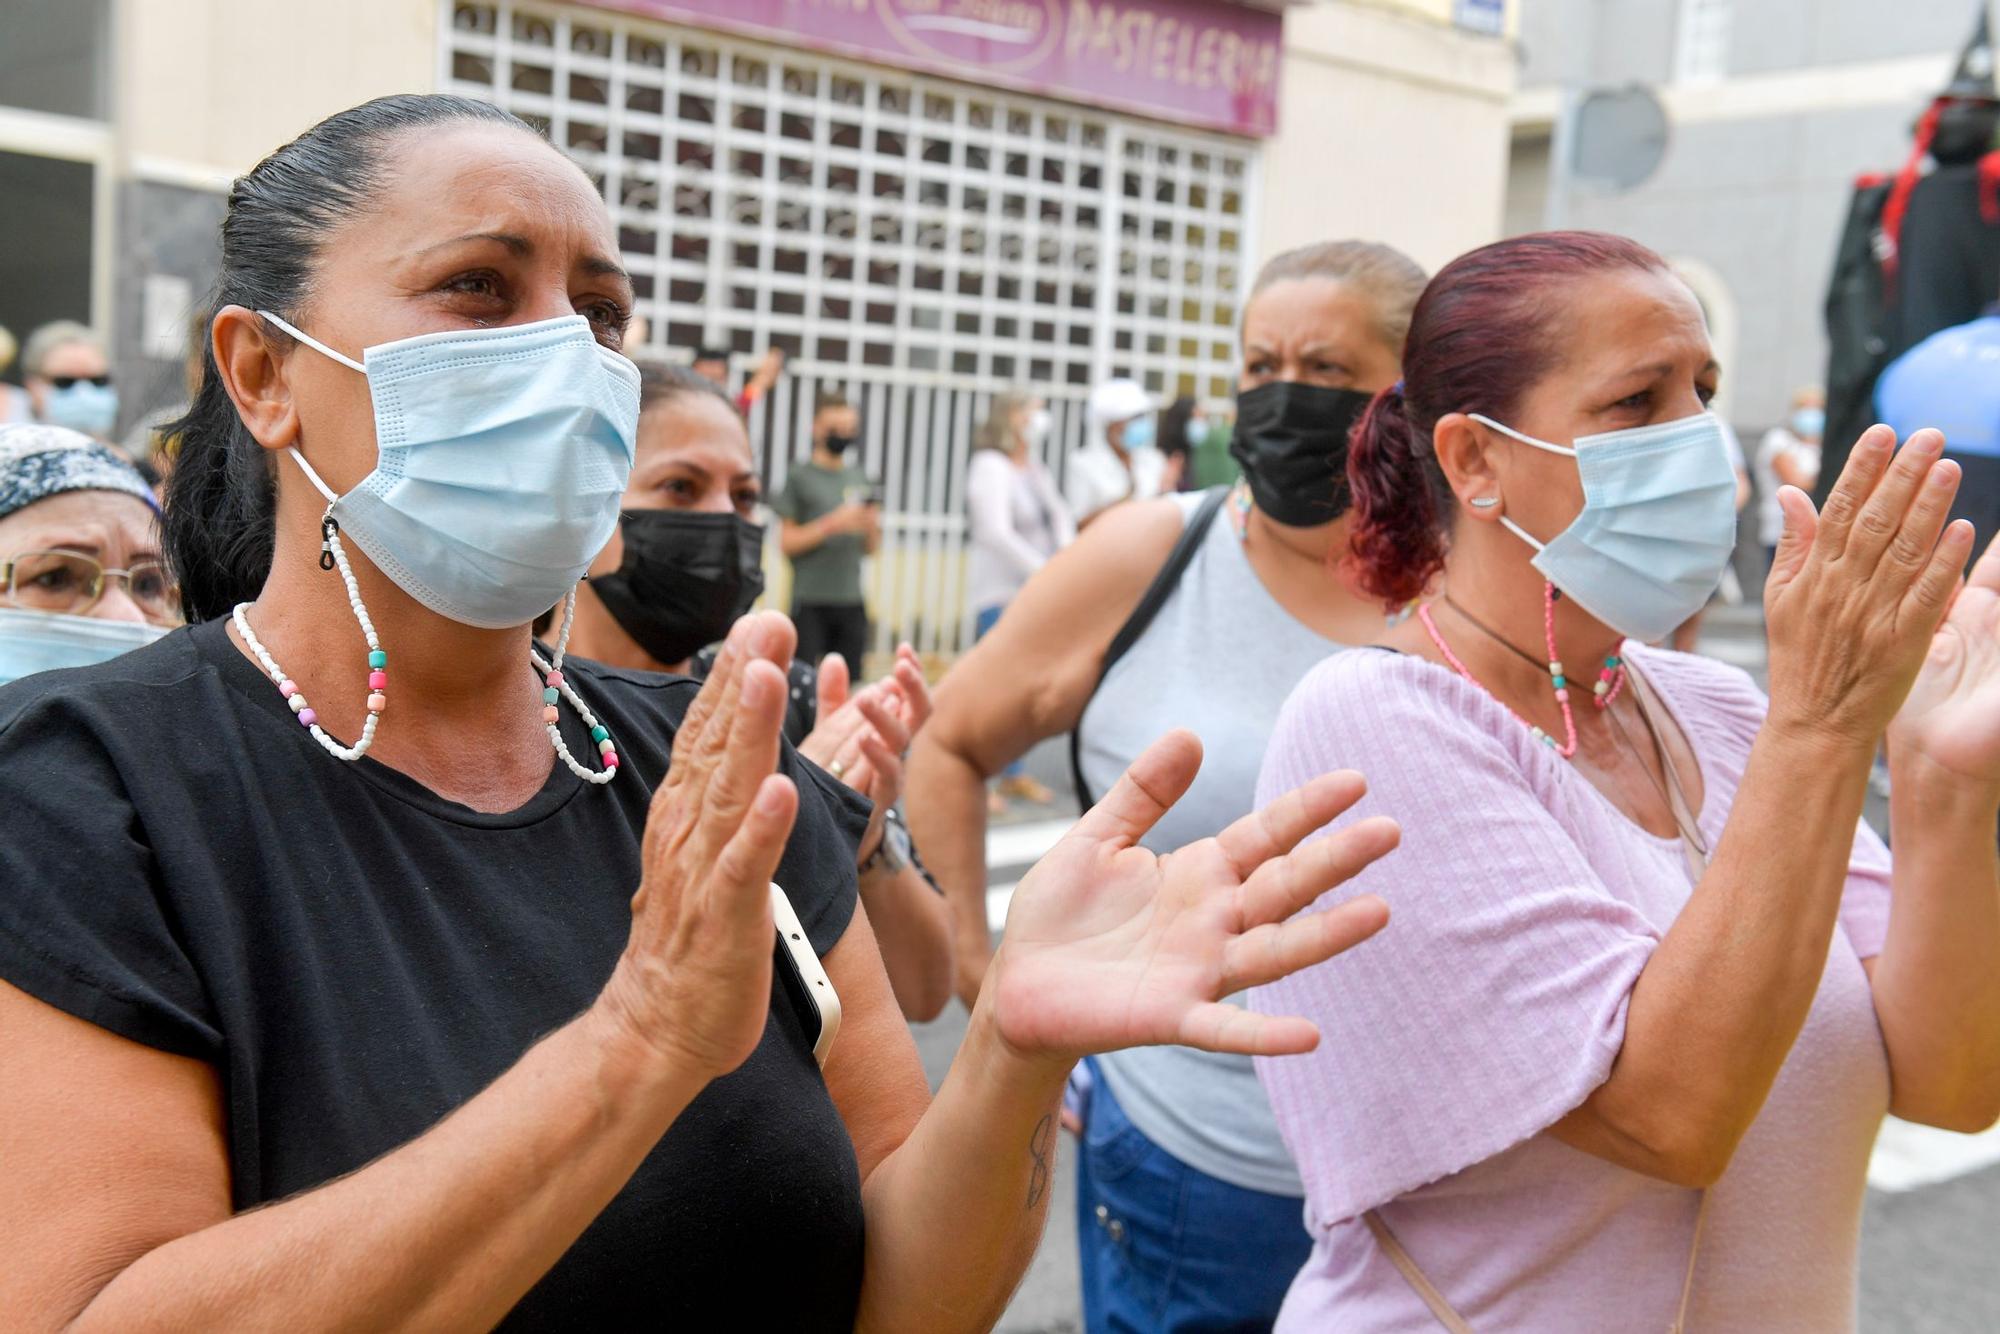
[232,510,618,783]
[1416,581,1625,760]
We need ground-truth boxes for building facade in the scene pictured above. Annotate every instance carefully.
[1504,0,1980,430]
[1,0,1516,656]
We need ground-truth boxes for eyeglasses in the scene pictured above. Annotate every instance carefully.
[2,549,181,625]
[48,374,112,390]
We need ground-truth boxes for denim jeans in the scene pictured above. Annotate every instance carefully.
[1074,1058,1312,1333]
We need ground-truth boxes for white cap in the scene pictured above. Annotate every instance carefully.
[1086,377,1155,431]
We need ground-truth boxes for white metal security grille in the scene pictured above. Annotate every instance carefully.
[442,1,1259,660]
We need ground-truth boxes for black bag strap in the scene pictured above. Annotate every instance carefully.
[1068,486,1230,809]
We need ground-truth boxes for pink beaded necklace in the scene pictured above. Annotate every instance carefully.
[1417,582,1625,760]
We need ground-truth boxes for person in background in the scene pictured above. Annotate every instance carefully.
[691,342,786,417]
[0,423,179,685]
[909,238,1428,1334]
[1066,376,1164,528]
[22,321,120,444]
[1256,231,2000,1330]
[0,327,32,424]
[966,389,1074,810]
[1877,289,2000,561]
[1756,387,1826,567]
[0,93,1396,1332]
[774,391,879,673]
[558,362,951,1020]
[1188,405,1241,491]
[1160,396,1212,494]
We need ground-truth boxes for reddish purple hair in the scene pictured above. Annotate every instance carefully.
[1346,231,1673,607]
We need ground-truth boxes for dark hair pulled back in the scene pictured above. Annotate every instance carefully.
[163,93,536,622]
[633,356,742,419]
[1345,230,1673,608]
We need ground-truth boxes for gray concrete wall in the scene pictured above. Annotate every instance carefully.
[1520,0,1975,85]
[1508,101,1914,427]
[1507,0,1975,430]
[111,180,227,442]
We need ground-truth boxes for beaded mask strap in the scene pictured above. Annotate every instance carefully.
[533,587,618,785]
[234,512,383,763]
[1420,582,1627,761]
[234,507,616,783]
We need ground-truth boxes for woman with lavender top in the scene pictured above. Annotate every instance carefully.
[1253,232,2000,1331]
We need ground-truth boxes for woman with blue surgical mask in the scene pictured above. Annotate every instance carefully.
[0,424,177,684]
[1252,232,2000,1330]
[1066,376,1166,527]
[1755,385,1827,568]
[0,94,1395,1330]
[22,320,120,442]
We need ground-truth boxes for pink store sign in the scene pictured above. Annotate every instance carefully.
[582,0,1285,137]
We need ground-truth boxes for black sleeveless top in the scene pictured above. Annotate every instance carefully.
[0,618,871,1328]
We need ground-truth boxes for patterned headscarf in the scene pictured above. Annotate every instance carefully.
[0,423,157,522]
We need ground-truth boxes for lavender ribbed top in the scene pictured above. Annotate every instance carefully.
[1252,643,1892,1332]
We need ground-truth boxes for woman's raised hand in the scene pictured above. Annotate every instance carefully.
[800,643,933,865]
[1763,426,1974,750]
[983,730,1395,1065]
[596,612,800,1083]
[1889,531,2000,802]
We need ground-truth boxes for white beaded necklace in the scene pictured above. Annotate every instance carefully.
[233,509,618,784]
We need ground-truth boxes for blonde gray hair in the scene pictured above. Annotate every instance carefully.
[21,320,102,377]
[974,390,1037,453]
[1248,240,1428,356]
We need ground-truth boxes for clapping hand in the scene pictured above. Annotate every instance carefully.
[799,643,932,865]
[1764,426,1973,750]
[983,729,1395,1065]
[597,613,799,1081]
[1890,524,2000,801]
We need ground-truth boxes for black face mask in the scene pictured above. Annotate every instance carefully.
[823,432,857,458]
[589,510,767,666]
[1228,380,1375,527]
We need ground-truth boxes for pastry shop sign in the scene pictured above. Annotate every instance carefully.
[586,0,1285,137]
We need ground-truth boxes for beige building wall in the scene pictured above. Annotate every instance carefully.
[116,0,439,182]
[1261,1,1516,276]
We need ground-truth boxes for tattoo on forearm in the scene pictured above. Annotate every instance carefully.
[1026,1113,1055,1209]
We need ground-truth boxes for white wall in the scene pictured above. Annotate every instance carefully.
[1260,2,1517,277]
[118,0,440,181]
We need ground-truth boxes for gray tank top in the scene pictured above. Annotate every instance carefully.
[1078,490,1342,1196]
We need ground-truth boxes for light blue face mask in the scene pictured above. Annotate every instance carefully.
[1121,415,1157,450]
[260,312,640,629]
[1473,410,1740,644]
[1790,407,1825,439]
[1183,417,1211,447]
[43,380,120,437]
[0,606,169,685]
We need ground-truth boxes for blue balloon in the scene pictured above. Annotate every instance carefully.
[1875,315,2000,459]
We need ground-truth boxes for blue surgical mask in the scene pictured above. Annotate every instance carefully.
[260,312,640,628]
[1789,407,1825,439]
[1475,411,1740,644]
[1184,417,1211,447]
[43,380,120,437]
[0,606,168,685]
[1121,416,1157,451]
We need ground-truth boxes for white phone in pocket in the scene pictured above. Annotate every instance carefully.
[771,882,840,1066]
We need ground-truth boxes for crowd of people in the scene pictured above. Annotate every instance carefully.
[0,90,1997,1334]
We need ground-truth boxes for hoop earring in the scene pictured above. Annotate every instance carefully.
[1469,496,1500,510]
